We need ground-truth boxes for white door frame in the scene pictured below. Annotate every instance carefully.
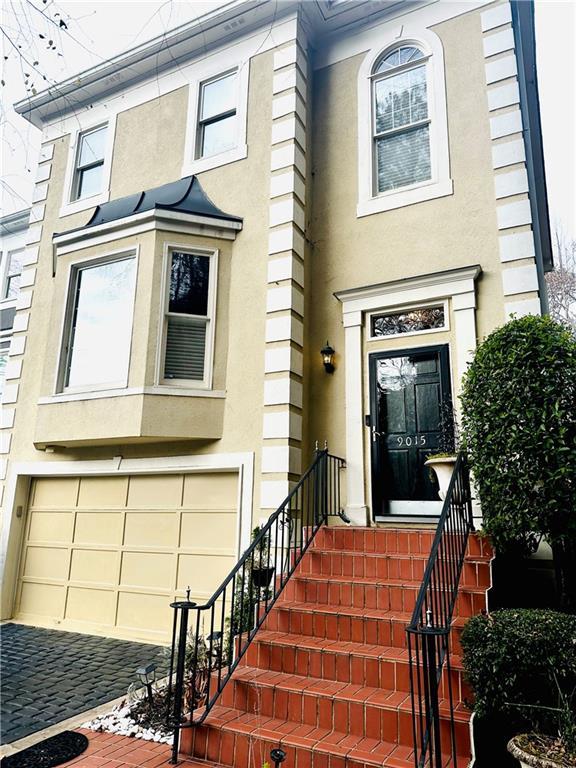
[335,265,481,525]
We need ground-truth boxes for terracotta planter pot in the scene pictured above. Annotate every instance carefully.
[424,455,457,500]
[507,735,572,768]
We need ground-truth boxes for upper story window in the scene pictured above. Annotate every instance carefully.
[197,71,237,159]
[161,248,217,387]
[1,249,24,300]
[357,29,452,217]
[372,46,431,194]
[72,125,107,201]
[60,253,137,392]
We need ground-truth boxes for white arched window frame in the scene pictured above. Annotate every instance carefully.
[357,28,452,217]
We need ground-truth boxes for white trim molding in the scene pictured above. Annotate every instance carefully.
[335,265,481,524]
[0,451,255,619]
[356,25,452,218]
[59,115,117,219]
[181,56,250,178]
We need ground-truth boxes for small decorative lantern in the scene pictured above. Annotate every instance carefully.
[270,747,287,768]
[320,341,335,374]
[136,663,156,705]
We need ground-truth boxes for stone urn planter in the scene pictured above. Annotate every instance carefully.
[424,455,457,500]
[507,735,575,768]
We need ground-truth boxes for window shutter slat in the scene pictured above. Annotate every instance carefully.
[164,318,207,380]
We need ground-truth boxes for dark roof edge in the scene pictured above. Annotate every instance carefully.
[511,0,553,314]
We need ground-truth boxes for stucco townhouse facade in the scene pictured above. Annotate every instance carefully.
[0,0,551,646]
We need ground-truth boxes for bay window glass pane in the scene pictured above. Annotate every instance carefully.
[5,249,23,299]
[79,127,106,166]
[200,114,237,158]
[376,124,431,192]
[169,252,210,316]
[375,65,427,134]
[66,258,136,389]
[78,164,104,199]
[201,73,236,120]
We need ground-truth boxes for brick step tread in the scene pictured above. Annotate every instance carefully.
[290,572,487,594]
[308,547,492,563]
[275,600,469,626]
[251,630,465,669]
[195,706,471,763]
[229,665,471,721]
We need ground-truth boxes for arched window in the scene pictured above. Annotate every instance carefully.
[371,45,431,194]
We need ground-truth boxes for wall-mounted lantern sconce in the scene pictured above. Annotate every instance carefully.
[321,341,335,374]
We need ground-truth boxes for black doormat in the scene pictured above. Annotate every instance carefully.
[0,731,89,768]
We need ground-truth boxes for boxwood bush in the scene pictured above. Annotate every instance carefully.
[460,315,576,610]
[461,609,576,740]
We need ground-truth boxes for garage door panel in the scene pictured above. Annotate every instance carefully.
[19,582,65,618]
[177,553,234,594]
[18,471,239,642]
[120,552,174,590]
[77,477,129,507]
[66,586,116,624]
[32,477,79,508]
[27,511,74,543]
[74,511,123,546]
[124,511,178,547]
[181,510,236,550]
[117,592,173,634]
[127,475,183,508]
[183,473,238,509]
[23,546,69,580]
[70,549,118,584]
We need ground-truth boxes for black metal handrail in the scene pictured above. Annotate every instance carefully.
[406,451,474,768]
[166,448,345,763]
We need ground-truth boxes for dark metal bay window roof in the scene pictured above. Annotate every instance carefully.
[86,175,242,229]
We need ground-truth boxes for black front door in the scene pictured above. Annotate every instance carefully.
[369,345,451,517]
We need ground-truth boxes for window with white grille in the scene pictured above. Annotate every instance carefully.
[162,249,217,387]
[372,45,431,194]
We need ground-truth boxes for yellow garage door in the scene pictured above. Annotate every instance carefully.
[15,472,239,643]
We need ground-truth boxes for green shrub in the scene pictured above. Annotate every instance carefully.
[461,609,576,743]
[460,315,576,609]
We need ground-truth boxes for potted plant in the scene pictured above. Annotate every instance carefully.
[425,400,459,499]
[461,609,576,768]
[250,526,275,589]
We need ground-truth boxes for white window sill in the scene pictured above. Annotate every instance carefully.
[181,144,247,177]
[59,189,110,219]
[357,177,453,217]
[38,385,225,404]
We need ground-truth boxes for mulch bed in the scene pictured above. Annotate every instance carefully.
[0,731,88,768]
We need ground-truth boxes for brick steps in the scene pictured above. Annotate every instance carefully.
[178,526,490,767]
[240,631,468,700]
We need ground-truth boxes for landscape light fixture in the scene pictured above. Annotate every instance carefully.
[320,341,335,373]
[270,748,287,768]
[136,663,156,705]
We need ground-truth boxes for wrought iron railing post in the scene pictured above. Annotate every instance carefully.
[406,451,474,768]
[169,591,197,765]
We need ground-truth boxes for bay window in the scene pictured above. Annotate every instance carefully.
[161,248,217,387]
[60,254,137,391]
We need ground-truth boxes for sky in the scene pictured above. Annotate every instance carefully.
[1,0,574,245]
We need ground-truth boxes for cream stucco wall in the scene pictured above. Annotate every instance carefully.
[1,1,538,623]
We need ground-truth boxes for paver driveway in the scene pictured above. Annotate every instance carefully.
[0,623,168,745]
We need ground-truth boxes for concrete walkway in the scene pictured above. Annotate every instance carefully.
[1,623,167,745]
